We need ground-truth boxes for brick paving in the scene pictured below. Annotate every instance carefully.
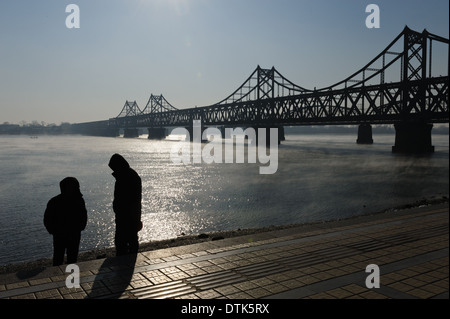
[0,202,448,300]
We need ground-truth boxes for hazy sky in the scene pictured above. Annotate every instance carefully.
[1,0,448,124]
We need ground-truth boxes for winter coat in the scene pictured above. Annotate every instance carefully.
[44,177,88,236]
[108,154,142,231]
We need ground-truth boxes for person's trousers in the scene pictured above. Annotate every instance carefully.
[115,226,139,256]
[52,233,81,266]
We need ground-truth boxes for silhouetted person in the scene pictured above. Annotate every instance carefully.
[44,177,87,266]
[108,154,142,256]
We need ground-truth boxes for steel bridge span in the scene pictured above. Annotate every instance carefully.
[72,27,449,153]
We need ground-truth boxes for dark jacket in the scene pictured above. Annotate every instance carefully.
[44,177,88,236]
[108,154,142,231]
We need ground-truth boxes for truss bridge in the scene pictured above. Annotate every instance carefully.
[75,27,449,153]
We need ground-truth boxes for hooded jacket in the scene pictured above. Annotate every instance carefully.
[108,154,142,230]
[44,177,88,236]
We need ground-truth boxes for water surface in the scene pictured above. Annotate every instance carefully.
[0,132,448,265]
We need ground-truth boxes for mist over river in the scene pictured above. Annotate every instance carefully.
[0,130,448,266]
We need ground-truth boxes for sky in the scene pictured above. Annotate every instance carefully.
[0,0,448,124]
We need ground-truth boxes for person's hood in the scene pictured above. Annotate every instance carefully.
[60,177,82,197]
[108,153,130,173]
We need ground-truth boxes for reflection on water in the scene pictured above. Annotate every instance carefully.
[0,133,448,265]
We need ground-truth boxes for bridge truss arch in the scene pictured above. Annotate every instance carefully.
[110,26,447,140]
[141,94,178,114]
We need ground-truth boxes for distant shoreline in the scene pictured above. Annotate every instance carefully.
[1,196,447,276]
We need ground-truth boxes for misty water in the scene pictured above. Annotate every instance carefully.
[0,131,448,266]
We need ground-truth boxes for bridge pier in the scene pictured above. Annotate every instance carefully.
[279,126,285,142]
[123,128,139,138]
[392,122,434,153]
[185,124,208,143]
[220,126,231,139]
[356,123,373,144]
[147,127,167,140]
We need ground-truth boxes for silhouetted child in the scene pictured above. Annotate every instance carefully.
[44,177,88,266]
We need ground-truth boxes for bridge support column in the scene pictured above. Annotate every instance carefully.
[123,128,139,138]
[220,126,229,139]
[147,127,167,140]
[279,126,285,142]
[392,122,434,153]
[185,126,193,142]
[185,125,208,143]
[356,123,373,144]
[108,128,120,137]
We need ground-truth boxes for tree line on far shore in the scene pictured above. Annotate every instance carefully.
[0,121,73,135]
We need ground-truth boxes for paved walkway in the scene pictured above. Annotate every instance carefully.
[0,202,448,300]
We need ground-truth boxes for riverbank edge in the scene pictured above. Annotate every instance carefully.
[1,196,448,275]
